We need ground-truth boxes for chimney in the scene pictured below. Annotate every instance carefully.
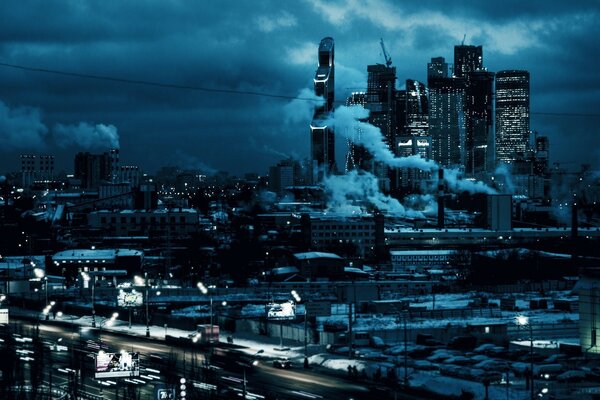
[437,168,445,229]
[571,198,578,239]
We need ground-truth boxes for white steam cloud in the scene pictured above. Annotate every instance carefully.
[54,122,119,149]
[323,170,432,218]
[325,105,495,195]
[0,100,48,150]
[494,164,515,194]
[283,88,325,125]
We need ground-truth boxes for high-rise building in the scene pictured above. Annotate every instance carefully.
[428,77,467,167]
[74,150,118,189]
[394,80,431,193]
[310,37,335,182]
[454,45,483,77]
[344,92,370,173]
[495,70,530,165]
[404,79,429,137]
[427,57,448,80]
[366,64,397,147]
[268,159,296,193]
[465,70,495,175]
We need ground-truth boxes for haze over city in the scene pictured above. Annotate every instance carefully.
[0,0,598,175]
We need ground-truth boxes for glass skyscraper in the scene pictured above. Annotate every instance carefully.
[310,37,335,182]
[495,70,530,165]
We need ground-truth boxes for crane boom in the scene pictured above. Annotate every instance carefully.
[379,38,392,68]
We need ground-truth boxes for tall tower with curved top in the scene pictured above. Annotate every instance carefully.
[310,37,335,182]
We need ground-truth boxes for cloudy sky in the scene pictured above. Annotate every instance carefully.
[0,0,598,175]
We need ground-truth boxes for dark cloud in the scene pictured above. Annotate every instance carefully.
[0,0,597,175]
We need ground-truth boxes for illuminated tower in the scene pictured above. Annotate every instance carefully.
[495,70,530,165]
[310,37,335,182]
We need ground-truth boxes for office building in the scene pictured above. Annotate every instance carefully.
[310,37,335,182]
[465,70,495,175]
[428,77,467,167]
[454,45,483,78]
[495,70,530,165]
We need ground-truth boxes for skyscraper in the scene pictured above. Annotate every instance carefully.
[428,76,467,167]
[344,92,369,173]
[310,37,335,182]
[454,45,483,77]
[394,80,430,193]
[366,64,397,147]
[465,70,495,175]
[454,44,493,175]
[495,70,530,165]
[364,63,397,191]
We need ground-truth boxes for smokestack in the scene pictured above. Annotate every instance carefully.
[571,199,578,239]
[437,168,445,229]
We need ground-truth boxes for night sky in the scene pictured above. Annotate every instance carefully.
[0,1,598,176]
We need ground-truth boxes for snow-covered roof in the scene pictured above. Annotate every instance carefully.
[293,252,343,260]
[271,266,299,276]
[53,249,143,262]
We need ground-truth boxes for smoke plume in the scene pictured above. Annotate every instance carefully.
[0,100,48,150]
[494,164,515,194]
[54,122,119,149]
[323,170,430,218]
[325,105,495,195]
[283,88,325,125]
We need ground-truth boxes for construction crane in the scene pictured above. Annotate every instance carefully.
[379,38,392,68]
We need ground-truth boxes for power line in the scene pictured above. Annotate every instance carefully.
[0,61,599,118]
[0,61,319,102]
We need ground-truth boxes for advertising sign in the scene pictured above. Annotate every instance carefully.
[156,387,176,400]
[95,351,140,378]
[117,290,143,307]
[266,300,296,320]
[0,309,8,324]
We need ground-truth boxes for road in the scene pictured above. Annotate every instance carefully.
[6,318,426,400]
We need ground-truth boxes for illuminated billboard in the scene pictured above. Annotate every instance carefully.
[95,351,140,378]
[0,309,8,324]
[117,290,143,307]
[266,300,296,321]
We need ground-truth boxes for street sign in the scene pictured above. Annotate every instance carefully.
[305,301,331,316]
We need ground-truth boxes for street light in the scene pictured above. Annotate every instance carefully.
[197,282,214,344]
[136,274,150,337]
[291,290,309,368]
[81,272,97,327]
[516,315,534,400]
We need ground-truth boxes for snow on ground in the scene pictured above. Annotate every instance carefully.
[410,372,527,400]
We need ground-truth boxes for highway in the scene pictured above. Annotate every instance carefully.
[5,318,425,400]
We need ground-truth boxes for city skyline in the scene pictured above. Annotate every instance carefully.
[0,1,598,176]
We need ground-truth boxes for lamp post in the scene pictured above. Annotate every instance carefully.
[516,315,534,400]
[136,274,150,338]
[291,290,308,368]
[197,282,214,344]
